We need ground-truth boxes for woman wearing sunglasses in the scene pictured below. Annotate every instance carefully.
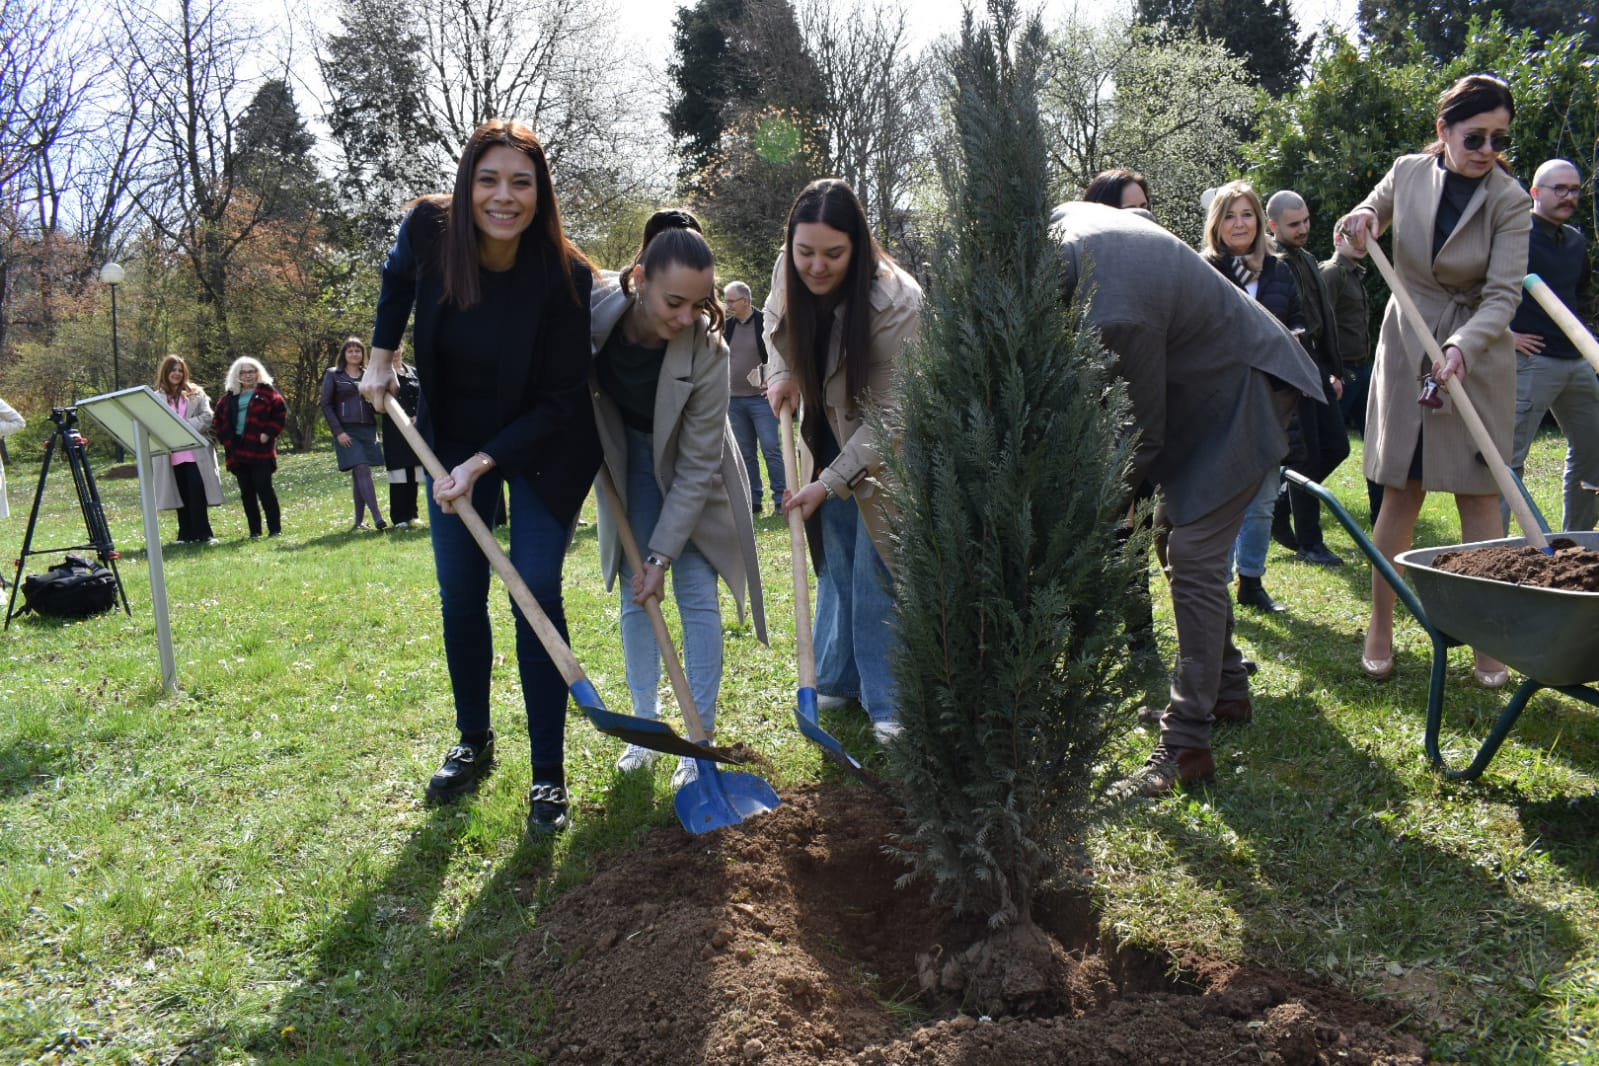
[1334,74,1531,688]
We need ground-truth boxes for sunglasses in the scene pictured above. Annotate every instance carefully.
[1461,131,1511,153]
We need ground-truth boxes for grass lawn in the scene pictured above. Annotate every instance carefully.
[2,427,1597,1063]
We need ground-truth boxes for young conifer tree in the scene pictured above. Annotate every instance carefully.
[885,0,1144,936]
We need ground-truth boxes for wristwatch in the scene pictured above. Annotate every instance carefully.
[645,553,671,571]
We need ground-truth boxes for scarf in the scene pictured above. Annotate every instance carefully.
[1226,252,1260,289]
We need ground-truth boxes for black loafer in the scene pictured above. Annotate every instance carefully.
[1295,543,1345,567]
[527,782,569,838]
[425,731,495,803]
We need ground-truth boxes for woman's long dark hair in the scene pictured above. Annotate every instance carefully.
[1424,74,1515,174]
[619,209,724,332]
[1082,168,1150,208]
[155,354,195,401]
[427,119,593,309]
[781,178,896,411]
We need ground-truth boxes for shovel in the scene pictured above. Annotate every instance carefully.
[382,396,741,763]
[778,405,875,784]
[1364,243,1551,553]
[596,465,780,833]
[1524,273,1599,372]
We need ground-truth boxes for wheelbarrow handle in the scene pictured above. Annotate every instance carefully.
[1524,273,1599,373]
[595,464,712,744]
[381,395,588,687]
[1364,243,1549,551]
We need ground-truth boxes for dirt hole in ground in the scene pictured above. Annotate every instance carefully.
[513,785,1427,1065]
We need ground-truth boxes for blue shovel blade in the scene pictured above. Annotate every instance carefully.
[573,681,741,764]
[674,757,782,835]
[795,686,869,778]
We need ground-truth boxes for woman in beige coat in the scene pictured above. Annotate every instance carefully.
[150,355,224,544]
[1336,74,1531,688]
[763,178,924,742]
[592,212,766,784]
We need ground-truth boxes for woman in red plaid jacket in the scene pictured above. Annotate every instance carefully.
[214,356,288,538]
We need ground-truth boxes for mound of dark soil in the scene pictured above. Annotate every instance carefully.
[1434,539,1599,591]
[516,785,1427,1065]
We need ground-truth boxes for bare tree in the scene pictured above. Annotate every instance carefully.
[792,0,934,243]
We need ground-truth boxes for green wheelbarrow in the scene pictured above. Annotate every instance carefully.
[1286,470,1599,781]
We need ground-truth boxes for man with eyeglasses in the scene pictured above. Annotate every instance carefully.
[1507,158,1599,532]
[723,280,786,515]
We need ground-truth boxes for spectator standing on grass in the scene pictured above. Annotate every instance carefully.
[1198,181,1307,615]
[0,394,23,524]
[213,357,286,539]
[380,346,425,529]
[1334,73,1531,690]
[1506,159,1598,533]
[1050,203,1322,797]
[1321,232,1385,522]
[359,119,599,838]
[724,280,785,516]
[763,178,923,745]
[323,337,387,531]
[151,355,222,546]
[1266,189,1351,566]
[593,211,766,784]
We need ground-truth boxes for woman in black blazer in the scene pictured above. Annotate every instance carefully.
[1201,180,1306,615]
[360,119,600,838]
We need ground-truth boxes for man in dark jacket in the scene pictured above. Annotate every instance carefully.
[724,281,786,516]
[1052,203,1324,796]
[1507,159,1599,532]
[1267,190,1351,565]
[1322,235,1383,522]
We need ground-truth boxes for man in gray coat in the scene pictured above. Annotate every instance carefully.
[1051,203,1324,795]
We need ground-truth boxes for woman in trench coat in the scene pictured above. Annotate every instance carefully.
[1335,74,1531,688]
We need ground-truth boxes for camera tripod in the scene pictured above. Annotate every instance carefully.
[5,407,131,628]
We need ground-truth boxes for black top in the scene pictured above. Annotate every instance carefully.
[1434,160,1489,260]
[435,267,522,447]
[1509,214,1592,360]
[596,328,666,433]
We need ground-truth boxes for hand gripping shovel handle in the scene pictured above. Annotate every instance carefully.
[1364,243,1550,552]
[381,396,725,762]
[1524,274,1599,373]
[595,465,779,833]
[595,465,711,744]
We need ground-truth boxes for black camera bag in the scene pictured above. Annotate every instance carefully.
[18,554,118,618]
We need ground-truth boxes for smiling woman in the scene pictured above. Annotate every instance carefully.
[357,118,600,838]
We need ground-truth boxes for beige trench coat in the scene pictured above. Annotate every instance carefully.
[761,253,924,574]
[589,278,767,643]
[148,387,225,510]
[1356,153,1531,494]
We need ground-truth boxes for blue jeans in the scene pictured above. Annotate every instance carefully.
[813,495,898,723]
[428,471,571,778]
[618,427,724,734]
[1229,467,1280,580]
[728,395,785,507]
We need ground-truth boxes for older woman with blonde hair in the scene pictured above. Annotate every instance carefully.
[151,354,223,545]
[1199,180,1309,615]
[214,356,287,538]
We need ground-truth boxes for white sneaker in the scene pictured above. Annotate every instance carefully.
[614,743,657,773]
[817,693,852,711]
[872,720,904,744]
[671,756,700,789]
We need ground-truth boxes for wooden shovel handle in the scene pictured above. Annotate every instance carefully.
[778,406,818,689]
[1364,243,1548,549]
[595,464,711,744]
[1524,274,1599,373]
[381,395,591,685]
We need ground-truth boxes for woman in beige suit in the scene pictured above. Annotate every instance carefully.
[764,178,924,742]
[593,211,766,784]
[1336,74,1532,688]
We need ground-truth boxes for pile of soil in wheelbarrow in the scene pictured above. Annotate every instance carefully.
[513,785,1428,1065]
[1433,538,1599,592]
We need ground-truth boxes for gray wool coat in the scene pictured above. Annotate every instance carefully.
[589,277,767,643]
[1354,153,1531,494]
[1049,203,1325,527]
